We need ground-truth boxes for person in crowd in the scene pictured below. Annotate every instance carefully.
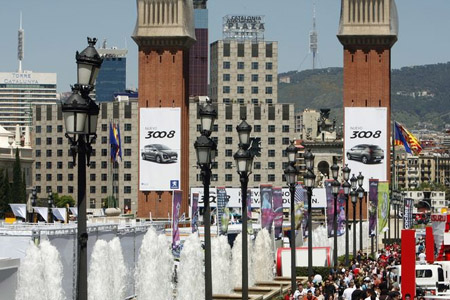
[303,289,318,300]
[294,282,307,300]
[343,281,356,300]
[315,288,325,300]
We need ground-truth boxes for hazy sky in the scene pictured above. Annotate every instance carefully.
[1,0,450,92]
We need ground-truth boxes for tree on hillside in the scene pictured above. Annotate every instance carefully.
[12,148,25,203]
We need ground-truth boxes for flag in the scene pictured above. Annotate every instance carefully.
[394,122,422,155]
[260,184,274,232]
[110,122,122,162]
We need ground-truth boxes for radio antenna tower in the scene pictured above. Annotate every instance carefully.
[309,1,318,70]
[18,12,24,73]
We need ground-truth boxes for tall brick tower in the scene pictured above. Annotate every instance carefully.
[132,0,195,218]
[338,0,398,180]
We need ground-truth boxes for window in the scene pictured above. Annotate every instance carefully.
[252,43,259,57]
[46,125,52,133]
[36,150,41,157]
[237,74,245,82]
[266,62,273,70]
[266,43,273,57]
[251,62,259,70]
[223,43,230,57]
[254,174,261,182]
[90,186,96,193]
[251,74,259,82]
[223,74,230,81]
[254,125,261,132]
[35,174,41,181]
[266,99,273,104]
[90,161,96,169]
[124,123,132,131]
[265,87,273,94]
[101,136,108,144]
[101,174,107,181]
[46,150,52,157]
[124,136,132,144]
[282,104,290,120]
[101,161,107,169]
[238,98,245,104]
[237,62,244,69]
[124,161,132,169]
[57,125,63,133]
[223,61,230,69]
[225,162,233,169]
[57,162,63,169]
[237,43,245,57]
[265,75,273,82]
[268,125,276,132]
[68,186,74,193]
[90,174,96,181]
[282,125,290,133]
[268,137,275,145]
[68,174,74,181]
[251,99,259,104]
[254,106,261,120]
[35,138,41,145]
[237,86,244,94]
[101,149,108,156]
[124,149,132,156]
[35,126,41,133]
[225,149,233,157]
[225,174,233,181]
[268,149,276,157]
[124,174,132,181]
[268,162,276,169]
[57,137,63,145]
[89,199,96,209]
[282,137,290,145]
[251,87,259,94]
[282,162,289,169]
[226,105,232,120]
[268,174,276,181]
[46,137,52,145]
[269,106,275,120]
[223,86,230,94]
[56,174,63,181]
[254,162,261,169]
[46,162,52,169]
[223,98,231,104]
[225,137,233,144]
[35,162,41,169]
[124,186,131,194]
[57,186,63,194]
[101,186,107,194]
[225,125,233,132]
[101,124,108,132]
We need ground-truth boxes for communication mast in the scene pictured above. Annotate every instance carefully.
[309,1,318,70]
[18,12,24,73]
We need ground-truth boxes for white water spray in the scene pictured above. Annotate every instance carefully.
[253,229,274,282]
[211,235,232,294]
[231,233,254,289]
[177,234,204,300]
[135,227,173,300]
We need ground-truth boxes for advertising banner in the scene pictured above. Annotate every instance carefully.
[368,179,379,236]
[431,214,447,255]
[337,189,347,237]
[190,187,327,209]
[273,187,283,239]
[247,189,254,235]
[172,191,182,250]
[325,180,338,238]
[139,108,181,191]
[344,107,388,189]
[403,198,413,230]
[191,193,199,233]
[217,187,229,235]
[260,184,273,232]
[377,182,390,234]
[293,185,306,237]
[33,207,48,222]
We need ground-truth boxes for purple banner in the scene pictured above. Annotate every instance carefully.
[247,189,254,234]
[325,180,346,238]
[368,179,379,236]
[260,184,273,232]
[191,193,199,233]
[172,191,182,249]
[273,187,283,239]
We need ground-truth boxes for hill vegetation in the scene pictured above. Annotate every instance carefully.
[278,62,450,130]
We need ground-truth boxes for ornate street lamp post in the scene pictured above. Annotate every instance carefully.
[330,163,340,269]
[31,187,37,223]
[284,141,299,292]
[303,149,315,277]
[351,190,358,259]
[234,119,254,300]
[357,172,365,251]
[61,37,102,300]
[194,101,217,300]
[342,165,351,265]
[47,189,53,223]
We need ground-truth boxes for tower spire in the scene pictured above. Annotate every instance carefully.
[18,12,24,73]
[309,0,318,69]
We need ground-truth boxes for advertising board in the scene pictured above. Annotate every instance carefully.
[139,108,181,191]
[344,107,388,189]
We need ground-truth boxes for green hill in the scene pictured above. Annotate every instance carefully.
[278,63,450,130]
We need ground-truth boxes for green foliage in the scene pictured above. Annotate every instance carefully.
[0,170,7,218]
[56,195,75,208]
[11,148,26,203]
[296,266,332,279]
[279,63,450,129]
[103,195,117,208]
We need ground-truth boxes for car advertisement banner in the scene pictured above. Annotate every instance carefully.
[273,187,283,239]
[260,184,273,232]
[403,198,413,230]
[344,107,387,189]
[139,108,181,191]
[191,193,199,233]
[368,179,379,236]
[377,182,390,234]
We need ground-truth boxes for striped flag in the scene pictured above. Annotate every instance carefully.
[394,122,422,155]
[110,122,122,162]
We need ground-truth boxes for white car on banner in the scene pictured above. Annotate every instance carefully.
[344,107,387,189]
[139,108,181,191]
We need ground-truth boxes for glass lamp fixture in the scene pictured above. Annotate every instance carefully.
[330,163,340,180]
[342,164,351,181]
[304,168,316,188]
[357,172,364,187]
[194,136,214,165]
[199,102,217,136]
[303,149,315,170]
[284,164,298,185]
[350,190,358,204]
[234,148,253,173]
[342,181,351,195]
[332,180,340,195]
[286,141,298,164]
[62,87,89,140]
[350,174,358,190]
[236,119,252,148]
[76,37,103,87]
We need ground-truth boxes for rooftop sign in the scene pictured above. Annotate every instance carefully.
[223,15,265,41]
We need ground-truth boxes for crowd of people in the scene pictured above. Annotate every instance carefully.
[284,244,425,300]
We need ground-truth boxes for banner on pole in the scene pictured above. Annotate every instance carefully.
[403,198,413,230]
[273,187,283,239]
[217,187,229,235]
[191,193,199,233]
[325,180,336,238]
[368,179,379,236]
[172,191,182,250]
[377,182,390,234]
[247,189,254,235]
[260,184,273,232]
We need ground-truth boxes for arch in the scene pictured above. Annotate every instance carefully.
[318,161,330,179]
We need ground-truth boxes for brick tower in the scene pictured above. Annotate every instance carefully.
[132,0,195,218]
[338,0,398,180]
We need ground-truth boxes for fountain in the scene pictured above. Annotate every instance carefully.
[177,234,204,300]
[88,237,127,300]
[15,240,65,300]
[231,233,254,289]
[135,227,173,300]
[211,235,232,294]
[253,229,274,282]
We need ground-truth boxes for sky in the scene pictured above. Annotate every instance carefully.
[1,0,450,92]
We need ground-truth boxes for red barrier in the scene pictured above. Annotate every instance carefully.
[401,230,416,298]
[425,226,434,264]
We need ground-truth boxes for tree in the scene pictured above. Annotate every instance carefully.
[21,172,26,205]
[12,148,25,203]
[56,195,75,208]
[4,171,11,206]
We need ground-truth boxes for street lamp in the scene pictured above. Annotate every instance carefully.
[331,178,340,269]
[31,187,37,223]
[284,141,298,292]
[47,189,53,223]
[342,165,351,266]
[234,119,255,300]
[357,172,365,251]
[62,37,102,300]
[303,150,315,277]
[351,190,358,259]
[194,100,217,300]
